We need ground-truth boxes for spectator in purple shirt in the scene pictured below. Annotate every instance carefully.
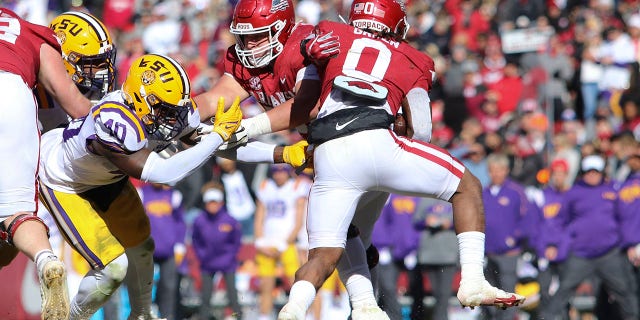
[618,143,640,311]
[372,194,421,320]
[139,182,186,320]
[532,159,572,318]
[540,155,638,320]
[192,181,243,320]
[482,153,532,320]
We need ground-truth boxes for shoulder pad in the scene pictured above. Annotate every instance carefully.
[92,102,148,153]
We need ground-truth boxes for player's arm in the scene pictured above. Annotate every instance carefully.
[93,97,242,185]
[242,78,321,139]
[38,43,91,119]
[403,87,432,142]
[193,74,250,121]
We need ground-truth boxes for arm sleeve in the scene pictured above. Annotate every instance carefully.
[214,140,276,163]
[405,87,432,143]
[140,133,224,186]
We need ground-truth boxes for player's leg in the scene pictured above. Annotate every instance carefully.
[256,252,278,320]
[104,181,156,319]
[40,182,129,319]
[340,191,389,308]
[377,131,525,309]
[0,76,69,320]
[279,134,384,320]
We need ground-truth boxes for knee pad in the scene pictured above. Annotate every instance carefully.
[98,253,129,293]
[0,214,49,245]
[366,244,379,270]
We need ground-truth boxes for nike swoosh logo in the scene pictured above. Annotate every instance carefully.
[224,124,235,130]
[280,77,287,84]
[335,117,358,130]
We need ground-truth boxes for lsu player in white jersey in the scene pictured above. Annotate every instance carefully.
[37,11,116,133]
[38,53,243,320]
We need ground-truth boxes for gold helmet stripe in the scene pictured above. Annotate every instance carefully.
[64,11,110,51]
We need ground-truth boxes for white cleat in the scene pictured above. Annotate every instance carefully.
[277,302,307,320]
[39,258,69,320]
[457,279,525,310]
[351,305,390,320]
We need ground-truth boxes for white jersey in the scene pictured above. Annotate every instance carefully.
[39,90,200,193]
[256,178,308,241]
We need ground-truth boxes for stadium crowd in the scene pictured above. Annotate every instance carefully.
[5,0,640,319]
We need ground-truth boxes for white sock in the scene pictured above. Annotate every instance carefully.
[344,274,377,310]
[34,249,56,276]
[336,237,377,309]
[457,231,486,281]
[288,280,317,311]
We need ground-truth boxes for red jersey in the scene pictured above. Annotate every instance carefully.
[0,8,61,88]
[314,20,435,116]
[223,23,314,110]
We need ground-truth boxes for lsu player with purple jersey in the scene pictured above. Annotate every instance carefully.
[38,53,243,320]
[192,1,389,316]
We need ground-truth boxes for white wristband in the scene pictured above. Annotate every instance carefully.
[457,231,486,280]
[241,112,272,139]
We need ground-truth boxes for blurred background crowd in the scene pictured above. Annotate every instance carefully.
[4,0,640,319]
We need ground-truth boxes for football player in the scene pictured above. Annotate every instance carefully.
[224,1,527,319]
[0,7,92,320]
[192,1,384,317]
[37,11,116,132]
[38,53,242,320]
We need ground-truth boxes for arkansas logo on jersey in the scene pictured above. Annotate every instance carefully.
[249,76,262,91]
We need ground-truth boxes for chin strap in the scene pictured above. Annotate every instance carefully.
[0,214,49,245]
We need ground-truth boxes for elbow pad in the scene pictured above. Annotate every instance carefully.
[406,87,432,143]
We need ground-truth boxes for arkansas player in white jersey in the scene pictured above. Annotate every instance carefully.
[38,53,243,320]
[225,1,526,319]
[0,7,91,319]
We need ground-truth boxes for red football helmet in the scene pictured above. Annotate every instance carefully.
[230,0,295,68]
[348,0,409,39]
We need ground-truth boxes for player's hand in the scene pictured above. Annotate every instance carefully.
[303,30,340,65]
[283,140,309,167]
[218,126,249,150]
[213,96,243,141]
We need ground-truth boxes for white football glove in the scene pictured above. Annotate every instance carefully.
[218,125,249,150]
[192,123,248,150]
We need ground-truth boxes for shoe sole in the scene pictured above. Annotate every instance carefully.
[41,261,69,320]
[460,296,526,310]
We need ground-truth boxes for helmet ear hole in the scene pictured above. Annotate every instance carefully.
[134,93,143,104]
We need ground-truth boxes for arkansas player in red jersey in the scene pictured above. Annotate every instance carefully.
[0,7,91,320]
[227,1,525,319]
[192,1,389,319]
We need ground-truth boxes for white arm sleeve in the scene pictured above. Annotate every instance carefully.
[214,140,276,163]
[140,133,224,186]
[406,87,432,143]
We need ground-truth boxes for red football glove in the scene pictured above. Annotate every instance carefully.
[302,31,340,65]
